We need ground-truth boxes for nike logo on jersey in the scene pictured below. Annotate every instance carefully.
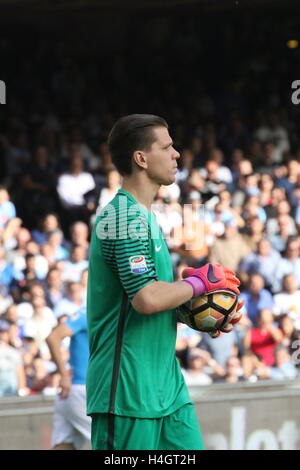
[207,264,220,283]
[155,245,162,252]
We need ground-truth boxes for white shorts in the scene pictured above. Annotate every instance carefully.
[51,384,91,449]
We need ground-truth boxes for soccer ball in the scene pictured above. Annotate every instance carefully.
[177,290,239,334]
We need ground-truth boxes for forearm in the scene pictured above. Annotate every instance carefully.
[132,280,194,314]
[46,335,69,376]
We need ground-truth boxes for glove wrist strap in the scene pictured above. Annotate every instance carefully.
[182,276,206,298]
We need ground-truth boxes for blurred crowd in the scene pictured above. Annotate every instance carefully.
[1,10,300,396]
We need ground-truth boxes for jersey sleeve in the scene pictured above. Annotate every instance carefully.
[100,212,158,300]
[65,310,87,335]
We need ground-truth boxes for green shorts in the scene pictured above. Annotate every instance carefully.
[91,403,204,450]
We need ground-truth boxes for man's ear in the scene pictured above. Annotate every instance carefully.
[133,150,148,170]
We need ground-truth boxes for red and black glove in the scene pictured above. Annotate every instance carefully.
[209,299,245,338]
[182,263,240,297]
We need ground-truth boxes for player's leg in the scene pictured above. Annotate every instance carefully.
[91,413,163,450]
[52,443,75,450]
[63,385,91,449]
[159,403,205,450]
[51,395,76,450]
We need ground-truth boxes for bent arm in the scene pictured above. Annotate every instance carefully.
[132,280,193,315]
[46,324,73,376]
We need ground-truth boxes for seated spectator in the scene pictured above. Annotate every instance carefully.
[68,221,90,255]
[240,274,274,326]
[198,326,239,368]
[181,348,213,386]
[176,323,201,369]
[205,203,225,239]
[97,168,121,210]
[277,314,299,354]
[18,145,58,229]
[273,275,300,329]
[239,238,282,291]
[54,281,85,319]
[171,192,209,267]
[0,185,17,237]
[241,351,270,382]
[242,216,265,252]
[9,253,45,298]
[57,155,95,229]
[0,284,13,315]
[254,112,290,164]
[5,226,31,271]
[3,308,24,349]
[201,148,233,184]
[176,148,195,185]
[47,229,69,261]
[24,240,49,279]
[0,245,14,287]
[209,219,251,272]
[263,186,287,221]
[0,319,29,397]
[31,212,62,245]
[266,200,297,237]
[276,159,299,197]
[243,309,283,366]
[217,356,245,383]
[45,267,65,310]
[268,345,298,380]
[259,173,274,208]
[272,237,300,293]
[269,213,295,254]
[62,245,88,283]
[241,194,267,224]
[200,160,227,202]
[154,187,183,250]
[22,296,57,358]
[2,217,23,252]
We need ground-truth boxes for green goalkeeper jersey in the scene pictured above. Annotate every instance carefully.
[86,189,191,418]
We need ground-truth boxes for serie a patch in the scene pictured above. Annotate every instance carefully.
[129,255,148,274]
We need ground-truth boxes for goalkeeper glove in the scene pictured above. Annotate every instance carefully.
[182,263,240,298]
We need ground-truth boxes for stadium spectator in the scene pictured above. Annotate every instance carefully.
[198,327,239,369]
[182,348,213,386]
[18,145,59,229]
[268,346,298,380]
[272,238,300,293]
[22,296,57,358]
[68,222,90,255]
[57,155,95,230]
[0,245,14,287]
[243,309,283,366]
[240,274,274,326]
[62,245,88,283]
[239,238,282,291]
[273,275,300,329]
[0,319,29,397]
[45,267,65,310]
[0,186,17,234]
[54,282,85,320]
[218,356,245,383]
[209,219,250,272]
[31,213,62,246]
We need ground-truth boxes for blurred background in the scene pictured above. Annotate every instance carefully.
[1,0,300,450]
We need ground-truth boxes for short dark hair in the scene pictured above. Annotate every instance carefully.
[108,114,168,176]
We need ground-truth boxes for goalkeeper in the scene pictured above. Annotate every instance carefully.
[86,114,242,450]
